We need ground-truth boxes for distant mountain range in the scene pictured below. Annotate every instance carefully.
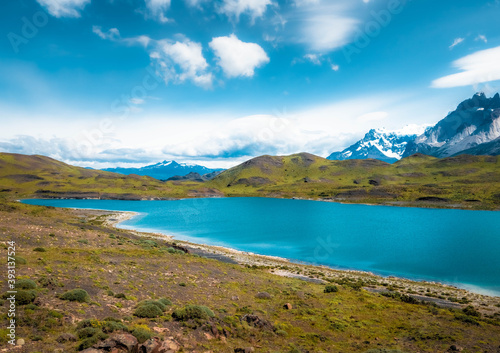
[102,160,224,181]
[328,93,500,163]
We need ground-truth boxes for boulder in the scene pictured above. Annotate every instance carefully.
[234,348,255,353]
[110,333,139,352]
[283,303,293,310]
[56,333,77,343]
[158,339,180,352]
[138,337,161,353]
[255,292,271,299]
[80,349,102,353]
[241,314,273,330]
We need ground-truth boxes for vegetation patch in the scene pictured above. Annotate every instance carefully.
[59,289,90,303]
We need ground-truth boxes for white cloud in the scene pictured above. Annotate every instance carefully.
[475,34,488,43]
[35,0,90,18]
[432,46,500,88]
[152,38,213,88]
[184,0,208,8]
[219,0,272,22]
[304,54,322,65]
[92,26,120,41]
[330,63,339,71]
[290,3,359,53]
[209,34,270,78]
[144,0,171,22]
[449,37,465,50]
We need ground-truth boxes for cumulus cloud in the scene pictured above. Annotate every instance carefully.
[219,0,272,22]
[209,34,269,78]
[35,0,90,18]
[144,0,171,22]
[92,26,120,40]
[151,38,213,87]
[449,37,465,50]
[432,46,500,88]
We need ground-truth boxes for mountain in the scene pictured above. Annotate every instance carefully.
[167,170,224,182]
[103,160,224,181]
[327,126,427,163]
[403,92,500,158]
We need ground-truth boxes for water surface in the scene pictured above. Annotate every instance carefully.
[22,198,500,296]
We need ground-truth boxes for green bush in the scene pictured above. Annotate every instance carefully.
[77,336,99,351]
[60,289,90,303]
[462,305,481,317]
[172,305,215,321]
[131,327,153,343]
[33,247,47,252]
[158,298,172,306]
[324,285,338,293]
[102,320,128,333]
[134,304,163,318]
[137,299,168,311]
[77,327,99,339]
[14,256,27,265]
[16,279,37,290]
[114,293,127,299]
[10,290,37,305]
[76,319,96,329]
[38,276,60,288]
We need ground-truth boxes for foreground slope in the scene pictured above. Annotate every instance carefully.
[1,201,499,352]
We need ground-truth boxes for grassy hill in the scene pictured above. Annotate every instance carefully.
[207,153,500,209]
[1,152,499,209]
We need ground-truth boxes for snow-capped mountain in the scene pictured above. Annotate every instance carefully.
[327,125,428,163]
[402,92,500,158]
[103,160,224,181]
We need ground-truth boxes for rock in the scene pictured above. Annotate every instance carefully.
[56,333,77,343]
[448,345,464,352]
[241,314,274,330]
[16,339,25,346]
[152,327,169,334]
[110,333,138,352]
[231,296,239,301]
[204,332,214,340]
[138,337,161,353]
[283,303,293,310]
[158,338,180,352]
[80,349,102,353]
[95,337,117,350]
[255,292,271,299]
[53,349,64,353]
[234,348,255,353]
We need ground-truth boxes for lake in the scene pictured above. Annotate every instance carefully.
[22,198,500,296]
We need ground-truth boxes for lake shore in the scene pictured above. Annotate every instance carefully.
[100,209,500,313]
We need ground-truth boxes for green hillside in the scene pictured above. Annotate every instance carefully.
[207,153,500,209]
[1,152,499,210]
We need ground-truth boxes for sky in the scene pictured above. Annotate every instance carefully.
[1,0,500,168]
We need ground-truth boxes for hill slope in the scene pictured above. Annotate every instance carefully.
[208,152,500,209]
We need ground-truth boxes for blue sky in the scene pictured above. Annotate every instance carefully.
[1,0,500,168]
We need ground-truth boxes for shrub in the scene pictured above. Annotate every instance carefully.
[102,320,128,333]
[134,304,163,318]
[78,239,89,244]
[33,247,47,252]
[462,305,481,317]
[114,293,127,299]
[131,327,153,343]
[76,319,97,330]
[13,256,27,265]
[60,289,90,303]
[14,290,37,305]
[38,276,60,288]
[324,285,338,293]
[158,298,172,306]
[172,305,215,321]
[16,279,37,290]
[77,327,99,339]
[77,336,98,351]
[179,282,186,287]
[137,299,168,311]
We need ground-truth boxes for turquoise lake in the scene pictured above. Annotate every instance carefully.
[22,198,500,296]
